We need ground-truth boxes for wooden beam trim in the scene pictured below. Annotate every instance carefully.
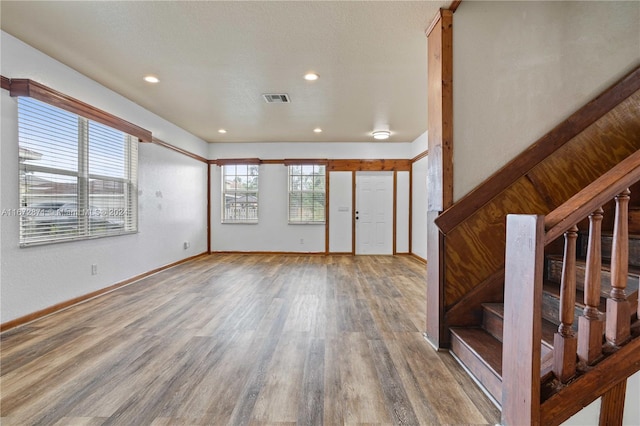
[283,158,329,166]
[411,149,429,163]
[1,75,10,91]
[352,171,357,255]
[435,65,640,235]
[0,252,209,333]
[213,158,261,166]
[207,163,212,254]
[449,0,462,13]
[540,336,640,425]
[393,171,398,255]
[152,137,208,163]
[325,171,330,254]
[425,9,443,37]
[9,78,152,142]
[327,159,411,172]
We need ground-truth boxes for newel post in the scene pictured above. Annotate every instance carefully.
[501,214,544,426]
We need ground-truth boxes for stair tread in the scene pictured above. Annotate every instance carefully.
[450,327,502,377]
[482,303,557,347]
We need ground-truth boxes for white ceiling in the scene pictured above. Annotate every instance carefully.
[1,1,446,143]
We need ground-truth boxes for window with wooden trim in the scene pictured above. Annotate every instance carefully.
[18,97,138,246]
[288,164,326,224]
[222,164,259,223]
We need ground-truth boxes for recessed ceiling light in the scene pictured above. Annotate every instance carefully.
[143,75,160,84]
[304,72,319,81]
[313,128,322,133]
[218,129,227,134]
[372,130,391,140]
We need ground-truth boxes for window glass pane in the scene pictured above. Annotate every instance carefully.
[288,164,326,223]
[222,164,259,223]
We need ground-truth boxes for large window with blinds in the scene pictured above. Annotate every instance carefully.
[288,164,326,224]
[222,164,259,223]
[18,97,138,246]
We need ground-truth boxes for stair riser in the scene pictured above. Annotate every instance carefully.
[629,208,640,234]
[578,234,640,268]
[450,331,502,405]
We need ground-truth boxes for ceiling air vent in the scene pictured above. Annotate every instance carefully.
[262,93,290,103]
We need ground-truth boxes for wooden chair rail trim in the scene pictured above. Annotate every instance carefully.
[544,149,640,244]
[540,335,640,425]
[0,252,209,333]
[435,65,640,235]
[7,78,152,142]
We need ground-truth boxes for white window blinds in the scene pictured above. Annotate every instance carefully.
[18,97,138,246]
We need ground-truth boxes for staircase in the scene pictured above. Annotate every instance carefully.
[449,225,640,406]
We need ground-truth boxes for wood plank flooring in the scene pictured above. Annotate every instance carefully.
[0,254,500,425]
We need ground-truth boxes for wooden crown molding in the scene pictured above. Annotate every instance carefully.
[212,158,261,166]
[9,78,152,142]
[327,159,411,172]
[152,137,208,163]
[1,75,10,91]
[411,150,429,163]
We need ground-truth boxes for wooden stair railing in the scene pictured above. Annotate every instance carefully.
[502,149,640,425]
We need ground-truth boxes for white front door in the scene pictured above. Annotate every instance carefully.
[356,171,393,255]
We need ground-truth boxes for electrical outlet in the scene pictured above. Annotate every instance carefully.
[91,264,98,275]
[300,238,304,245]
[184,241,190,249]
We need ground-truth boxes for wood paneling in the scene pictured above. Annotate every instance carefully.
[0,254,499,425]
[8,78,152,142]
[440,87,640,313]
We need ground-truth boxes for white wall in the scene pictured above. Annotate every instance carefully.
[211,163,325,253]
[0,32,209,323]
[411,131,428,260]
[209,142,415,254]
[329,171,353,253]
[453,1,640,201]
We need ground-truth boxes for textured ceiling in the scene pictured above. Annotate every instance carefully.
[1,1,446,143]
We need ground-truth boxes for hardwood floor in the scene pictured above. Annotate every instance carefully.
[0,254,500,425]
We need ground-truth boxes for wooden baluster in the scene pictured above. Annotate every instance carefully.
[553,225,578,382]
[606,189,631,346]
[578,207,604,365]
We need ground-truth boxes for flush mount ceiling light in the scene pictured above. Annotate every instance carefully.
[372,130,391,140]
[304,72,319,81]
[218,129,227,134]
[313,128,322,133]
[143,75,159,83]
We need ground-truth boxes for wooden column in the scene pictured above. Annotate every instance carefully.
[425,8,453,349]
[606,189,631,346]
[553,225,578,383]
[501,215,544,426]
[578,207,604,365]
